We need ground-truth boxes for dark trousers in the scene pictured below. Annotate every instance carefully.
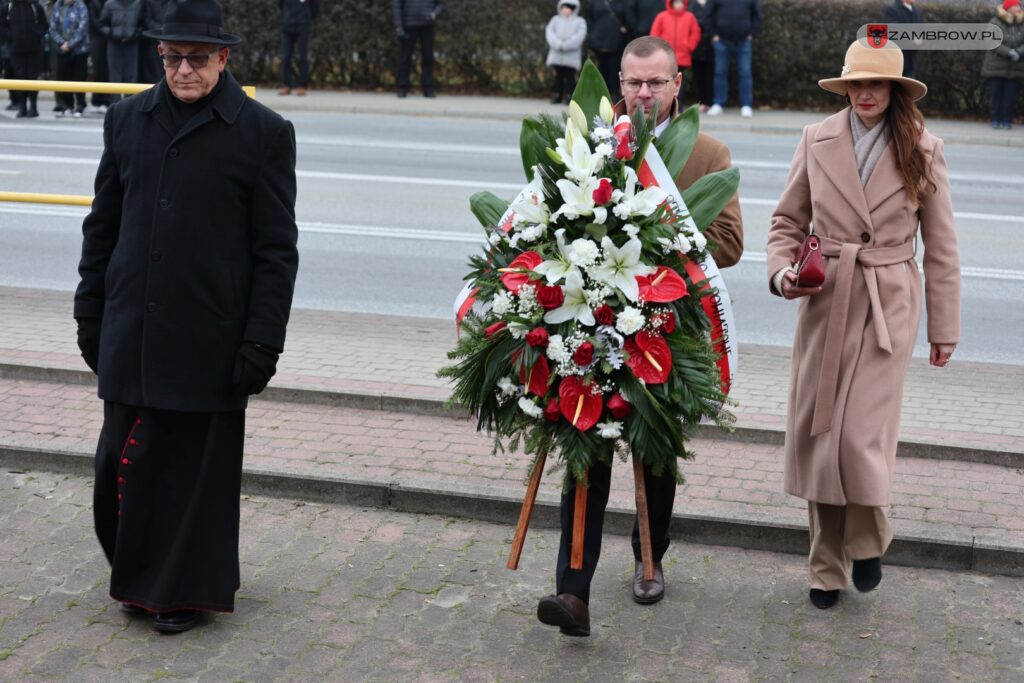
[988,77,1020,124]
[281,23,311,88]
[692,55,714,106]
[593,49,623,101]
[56,52,87,110]
[89,33,110,106]
[94,402,245,612]
[106,40,139,102]
[552,65,576,101]
[138,39,162,84]
[397,25,435,93]
[10,52,42,109]
[555,459,677,604]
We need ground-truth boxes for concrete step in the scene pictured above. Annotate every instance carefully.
[1,375,1020,577]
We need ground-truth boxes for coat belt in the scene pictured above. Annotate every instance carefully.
[809,237,916,436]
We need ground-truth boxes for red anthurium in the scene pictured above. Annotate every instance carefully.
[520,354,551,397]
[484,321,507,338]
[558,377,603,432]
[624,331,672,384]
[544,398,561,422]
[500,251,543,293]
[637,266,688,303]
[592,178,613,205]
[607,393,632,418]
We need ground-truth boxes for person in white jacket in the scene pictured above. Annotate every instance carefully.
[545,0,587,103]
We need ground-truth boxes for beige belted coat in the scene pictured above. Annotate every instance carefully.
[766,108,961,507]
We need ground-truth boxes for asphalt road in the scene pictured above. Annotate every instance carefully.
[0,111,1021,364]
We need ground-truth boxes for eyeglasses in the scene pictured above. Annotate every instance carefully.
[160,50,220,69]
[620,78,673,93]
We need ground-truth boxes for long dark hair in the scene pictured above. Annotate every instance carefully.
[885,83,936,206]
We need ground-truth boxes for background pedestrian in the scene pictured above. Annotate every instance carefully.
[650,0,701,107]
[688,0,714,111]
[705,0,760,117]
[48,0,90,116]
[585,0,635,101]
[981,0,1024,130]
[545,0,586,104]
[882,0,923,79]
[98,0,145,102]
[392,0,444,98]
[86,0,110,111]
[0,0,48,118]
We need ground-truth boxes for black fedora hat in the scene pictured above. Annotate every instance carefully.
[143,0,242,46]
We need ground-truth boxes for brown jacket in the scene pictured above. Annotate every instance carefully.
[766,108,960,506]
[614,101,744,267]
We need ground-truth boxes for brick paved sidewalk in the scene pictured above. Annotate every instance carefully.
[2,470,1022,683]
[2,287,1022,457]
[1,376,1021,568]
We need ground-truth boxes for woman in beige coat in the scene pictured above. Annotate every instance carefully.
[766,41,961,609]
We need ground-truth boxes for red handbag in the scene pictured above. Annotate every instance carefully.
[794,232,825,287]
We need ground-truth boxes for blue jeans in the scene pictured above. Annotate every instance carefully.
[713,39,752,108]
[988,77,1020,125]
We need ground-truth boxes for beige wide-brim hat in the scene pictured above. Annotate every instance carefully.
[818,40,927,102]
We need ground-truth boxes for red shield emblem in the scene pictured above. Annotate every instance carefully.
[867,24,888,48]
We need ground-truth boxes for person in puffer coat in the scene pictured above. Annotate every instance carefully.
[98,0,145,100]
[981,0,1024,129]
[650,0,700,105]
[392,0,444,97]
[545,0,586,104]
[0,0,48,117]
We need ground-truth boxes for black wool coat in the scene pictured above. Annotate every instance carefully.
[74,73,299,413]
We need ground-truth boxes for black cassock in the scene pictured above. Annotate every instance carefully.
[94,403,244,612]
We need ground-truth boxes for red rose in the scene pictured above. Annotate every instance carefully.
[660,313,676,334]
[484,321,507,338]
[592,178,613,205]
[536,284,565,310]
[544,398,561,422]
[594,304,615,326]
[573,341,595,366]
[526,327,549,348]
[616,136,633,160]
[607,393,632,418]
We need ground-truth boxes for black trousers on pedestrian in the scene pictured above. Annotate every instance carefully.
[397,25,435,94]
[988,77,1020,124]
[281,23,311,88]
[138,39,162,85]
[89,33,110,106]
[94,402,245,613]
[10,52,42,108]
[692,56,714,106]
[555,459,676,604]
[552,65,576,101]
[55,52,87,110]
[106,40,139,103]
[593,49,623,101]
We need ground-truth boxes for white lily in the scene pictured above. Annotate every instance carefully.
[569,100,589,135]
[510,168,550,228]
[554,120,604,183]
[592,236,654,302]
[599,97,614,124]
[549,176,608,225]
[544,270,595,326]
[612,166,669,219]
[533,229,578,284]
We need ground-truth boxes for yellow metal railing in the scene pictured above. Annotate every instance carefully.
[1,79,257,207]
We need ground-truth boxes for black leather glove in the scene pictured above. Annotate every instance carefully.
[232,342,279,396]
[76,317,101,374]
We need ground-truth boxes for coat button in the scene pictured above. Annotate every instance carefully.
[150,251,161,262]
[168,148,178,158]
[159,198,170,209]
[146,302,157,312]
[860,232,871,243]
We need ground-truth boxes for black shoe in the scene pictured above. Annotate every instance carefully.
[119,602,149,617]
[550,95,562,104]
[153,609,201,634]
[396,89,408,98]
[424,90,436,98]
[852,557,882,593]
[536,593,590,637]
[632,561,665,604]
[4,101,18,111]
[809,588,840,609]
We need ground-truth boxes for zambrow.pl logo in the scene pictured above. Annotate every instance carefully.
[857,23,1003,51]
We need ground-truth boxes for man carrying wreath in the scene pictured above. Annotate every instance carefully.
[536,35,743,637]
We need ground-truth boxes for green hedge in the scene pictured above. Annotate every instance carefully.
[222,0,996,116]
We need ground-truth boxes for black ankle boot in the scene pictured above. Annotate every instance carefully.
[852,558,882,592]
[26,94,38,118]
[809,588,840,609]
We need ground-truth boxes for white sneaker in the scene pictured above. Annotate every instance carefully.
[707,104,723,116]
[740,106,753,118]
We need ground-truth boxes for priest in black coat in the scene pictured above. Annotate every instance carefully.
[73,0,299,634]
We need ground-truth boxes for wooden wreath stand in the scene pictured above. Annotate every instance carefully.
[506,450,655,582]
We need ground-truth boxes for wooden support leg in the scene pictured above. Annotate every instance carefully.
[570,471,588,570]
[506,450,547,571]
[632,454,655,581]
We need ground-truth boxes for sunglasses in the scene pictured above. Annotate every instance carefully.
[160,50,220,69]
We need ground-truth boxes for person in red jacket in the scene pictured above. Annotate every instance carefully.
[650,0,701,105]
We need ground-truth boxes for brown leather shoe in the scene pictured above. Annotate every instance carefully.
[277,87,291,95]
[536,593,590,637]
[295,87,307,97]
[632,561,665,604]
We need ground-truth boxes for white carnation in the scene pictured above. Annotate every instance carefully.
[491,291,513,316]
[518,397,543,419]
[597,421,623,439]
[594,142,614,159]
[546,334,568,362]
[497,377,518,397]
[508,321,530,339]
[622,223,640,237]
[691,229,708,252]
[569,238,600,267]
[616,306,645,335]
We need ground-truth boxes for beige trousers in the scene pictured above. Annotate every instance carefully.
[807,502,893,591]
